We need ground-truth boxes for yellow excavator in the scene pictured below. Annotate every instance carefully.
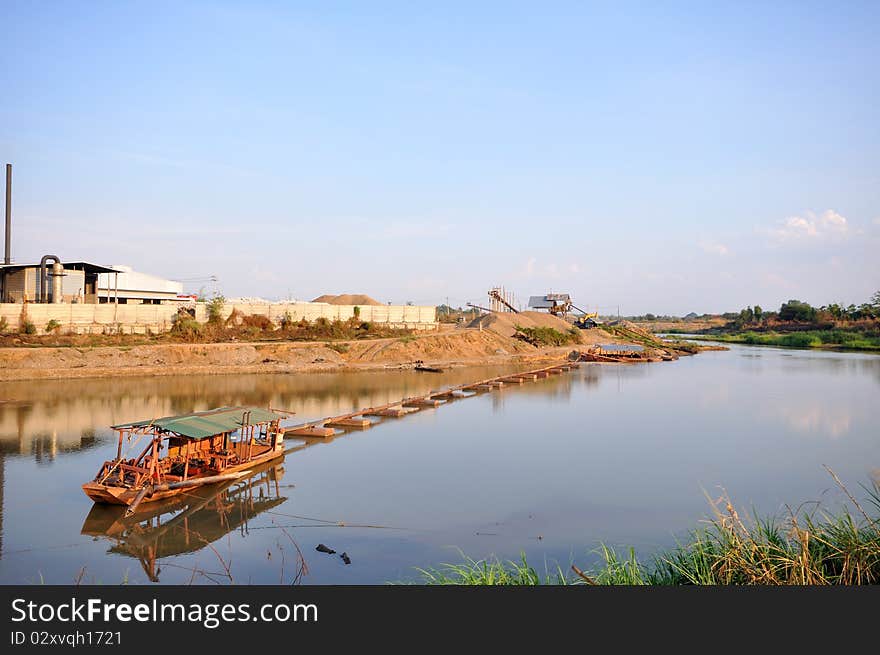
[571,304,599,329]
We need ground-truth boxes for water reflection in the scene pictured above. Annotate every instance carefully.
[82,460,287,583]
[777,405,853,439]
[0,348,876,584]
[0,366,527,462]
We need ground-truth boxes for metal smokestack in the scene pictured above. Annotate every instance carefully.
[4,164,10,265]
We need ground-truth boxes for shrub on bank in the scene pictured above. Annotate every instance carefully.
[513,325,581,347]
[171,313,202,340]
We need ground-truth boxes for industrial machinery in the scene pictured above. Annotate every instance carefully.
[528,293,599,328]
[488,287,518,313]
[572,307,600,329]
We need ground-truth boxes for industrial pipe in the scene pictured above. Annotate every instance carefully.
[4,164,10,265]
[52,261,64,303]
[1,165,9,301]
[39,255,61,303]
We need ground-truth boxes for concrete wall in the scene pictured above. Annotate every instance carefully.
[0,303,180,334]
[223,302,437,330]
[0,301,438,335]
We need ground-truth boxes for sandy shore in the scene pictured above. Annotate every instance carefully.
[0,328,582,381]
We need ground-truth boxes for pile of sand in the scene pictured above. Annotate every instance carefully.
[466,310,576,338]
[311,294,383,306]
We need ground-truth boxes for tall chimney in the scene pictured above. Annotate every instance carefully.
[4,164,10,265]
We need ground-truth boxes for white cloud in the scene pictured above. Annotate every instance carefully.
[768,210,850,242]
[698,240,729,256]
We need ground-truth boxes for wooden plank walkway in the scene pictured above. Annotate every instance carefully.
[280,361,578,439]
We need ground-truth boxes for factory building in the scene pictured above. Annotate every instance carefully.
[0,261,186,305]
[96,265,185,304]
[0,261,118,304]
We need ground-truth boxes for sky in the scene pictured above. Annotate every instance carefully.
[2,1,878,314]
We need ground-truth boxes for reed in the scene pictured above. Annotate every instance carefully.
[414,477,880,585]
[416,553,569,585]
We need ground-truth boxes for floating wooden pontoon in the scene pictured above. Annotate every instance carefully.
[277,361,579,439]
[82,406,287,515]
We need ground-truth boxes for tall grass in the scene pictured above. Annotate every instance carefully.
[687,330,880,351]
[417,553,570,585]
[414,478,880,585]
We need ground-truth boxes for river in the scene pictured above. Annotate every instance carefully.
[0,345,877,584]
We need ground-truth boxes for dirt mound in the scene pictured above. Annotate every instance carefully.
[467,310,576,338]
[612,320,659,341]
[345,330,534,363]
[312,294,383,306]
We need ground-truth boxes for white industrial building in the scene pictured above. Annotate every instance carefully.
[0,260,185,305]
[96,265,185,304]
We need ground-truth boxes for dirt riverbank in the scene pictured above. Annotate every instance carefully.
[0,328,582,381]
[0,315,709,381]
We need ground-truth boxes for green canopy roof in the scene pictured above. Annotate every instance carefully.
[112,406,283,440]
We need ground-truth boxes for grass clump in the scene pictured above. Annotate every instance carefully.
[514,325,581,347]
[417,553,569,585]
[644,482,880,585]
[414,474,880,586]
[170,313,203,341]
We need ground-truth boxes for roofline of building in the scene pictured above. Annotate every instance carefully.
[0,262,122,274]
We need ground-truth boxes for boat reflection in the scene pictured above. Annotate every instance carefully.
[81,459,287,582]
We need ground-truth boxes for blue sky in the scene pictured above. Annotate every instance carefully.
[2,1,878,313]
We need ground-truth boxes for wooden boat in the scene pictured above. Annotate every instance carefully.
[82,459,287,582]
[414,364,444,373]
[82,406,287,515]
[413,359,444,373]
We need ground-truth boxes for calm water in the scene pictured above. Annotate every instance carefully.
[0,346,877,584]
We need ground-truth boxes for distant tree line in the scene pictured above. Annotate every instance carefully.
[730,291,880,328]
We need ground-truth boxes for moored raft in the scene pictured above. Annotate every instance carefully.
[83,406,288,514]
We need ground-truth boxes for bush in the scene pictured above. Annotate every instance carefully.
[241,314,274,331]
[0,316,7,333]
[45,319,62,333]
[171,313,202,340]
[20,320,37,335]
[513,326,581,347]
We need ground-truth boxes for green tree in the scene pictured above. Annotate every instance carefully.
[779,299,816,322]
[206,293,226,324]
[753,305,763,323]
